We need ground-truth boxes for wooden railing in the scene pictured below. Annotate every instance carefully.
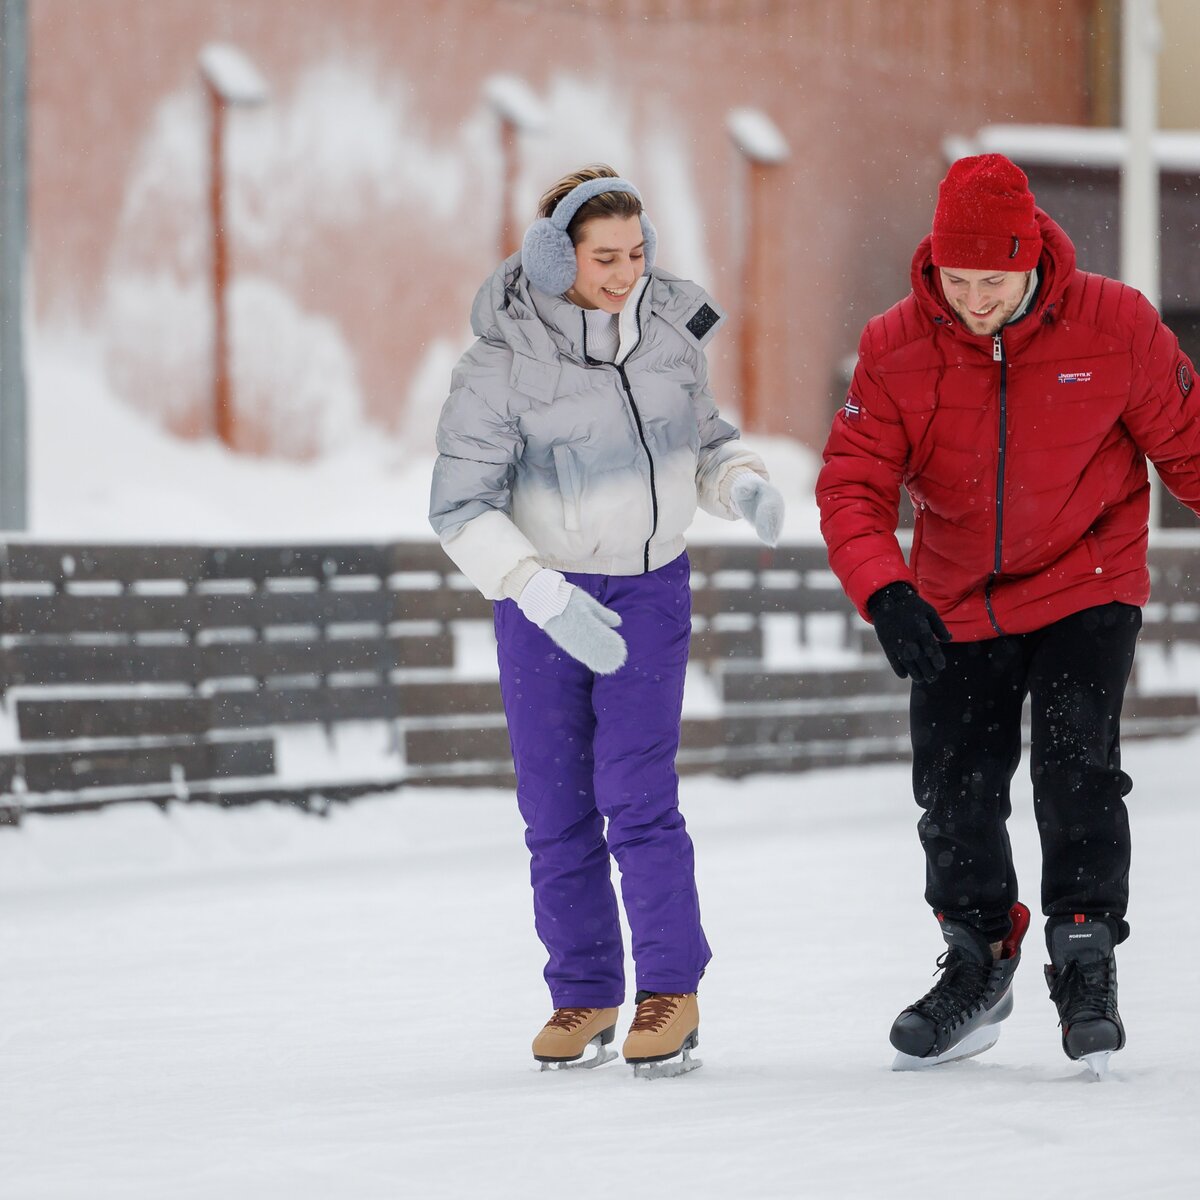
[2,539,1198,824]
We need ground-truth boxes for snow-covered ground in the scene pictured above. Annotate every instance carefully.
[10,326,1200,1199]
[3,733,1199,1199]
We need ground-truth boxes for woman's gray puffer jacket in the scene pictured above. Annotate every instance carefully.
[429,253,766,599]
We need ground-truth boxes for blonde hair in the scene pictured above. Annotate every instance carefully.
[536,164,643,244]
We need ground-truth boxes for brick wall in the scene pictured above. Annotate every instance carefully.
[28,0,1099,454]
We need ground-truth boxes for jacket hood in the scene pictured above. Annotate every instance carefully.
[469,251,560,364]
[909,208,1077,338]
[469,252,726,370]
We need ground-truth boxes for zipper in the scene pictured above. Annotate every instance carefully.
[584,291,658,573]
[618,364,658,572]
[985,331,1008,635]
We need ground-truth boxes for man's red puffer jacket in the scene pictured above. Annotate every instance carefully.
[817,209,1200,642]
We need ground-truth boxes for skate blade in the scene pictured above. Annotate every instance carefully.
[537,1037,618,1072]
[1080,1050,1115,1081]
[891,1022,1001,1072]
[631,1045,701,1081]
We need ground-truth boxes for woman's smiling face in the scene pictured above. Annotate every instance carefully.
[566,214,646,312]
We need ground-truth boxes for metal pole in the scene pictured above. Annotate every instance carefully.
[1120,0,1162,526]
[738,162,763,434]
[1120,0,1160,307]
[206,82,234,449]
[197,46,268,452]
[498,115,518,261]
[727,107,788,436]
[0,0,28,531]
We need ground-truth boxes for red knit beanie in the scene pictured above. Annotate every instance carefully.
[931,154,1041,272]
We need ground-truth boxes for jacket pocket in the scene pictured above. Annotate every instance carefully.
[553,444,582,532]
[1083,530,1106,578]
[909,501,926,579]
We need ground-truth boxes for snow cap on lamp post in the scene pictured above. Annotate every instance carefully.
[484,74,547,133]
[727,108,789,164]
[199,43,269,105]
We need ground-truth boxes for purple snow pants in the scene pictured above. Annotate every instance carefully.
[494,552,711,1008]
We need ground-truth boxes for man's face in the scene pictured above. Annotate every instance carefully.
[938,267,1030,337]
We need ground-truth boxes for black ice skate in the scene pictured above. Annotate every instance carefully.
[890,901,1031,1071]
[1045,915,1125,1080]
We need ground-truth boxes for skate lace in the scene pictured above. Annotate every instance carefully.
[545,1007,596,1031]
[1049,958,1117,1023]
[912,950,993,1029]
[629,994,684,1033]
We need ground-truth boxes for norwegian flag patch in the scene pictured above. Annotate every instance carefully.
[842,392,862,421]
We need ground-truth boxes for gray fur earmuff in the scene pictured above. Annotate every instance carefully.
[521,176,657,295]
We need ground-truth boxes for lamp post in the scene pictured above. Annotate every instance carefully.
[198,44,268,451]
[727,107,789,434]
[484,75,546,262]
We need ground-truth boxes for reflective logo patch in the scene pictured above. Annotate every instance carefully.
[685,304,720,341]
[1179,361,1193,397]
[1057,371,1092,384]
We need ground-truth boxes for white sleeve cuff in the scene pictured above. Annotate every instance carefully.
[697,447,769,519]
[515,568,573,628]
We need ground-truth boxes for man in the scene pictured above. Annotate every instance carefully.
[816,153,1200,1077]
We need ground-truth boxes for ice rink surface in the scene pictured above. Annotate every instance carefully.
[3,733,1199,1200]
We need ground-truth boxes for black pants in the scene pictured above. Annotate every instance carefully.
[910,602,1140,946]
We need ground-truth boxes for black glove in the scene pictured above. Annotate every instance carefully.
[866,582,952,684]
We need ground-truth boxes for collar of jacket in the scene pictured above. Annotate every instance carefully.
[908,207,1077,353]
[530,275,652,366]
[471,253,726,383]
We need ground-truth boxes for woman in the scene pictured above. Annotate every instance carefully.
[429,165,783,1076]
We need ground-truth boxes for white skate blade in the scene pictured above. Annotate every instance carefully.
[537,1035,618,1072]
[891,1022,1001,1072]
[631,1044,701,1081]
[1080,1051,1115,1081]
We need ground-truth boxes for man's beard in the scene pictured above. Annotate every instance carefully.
[955,303,1015,337]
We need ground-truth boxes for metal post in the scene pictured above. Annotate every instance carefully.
[205,81,234,448]
[198,45,267,451]
[483,76,545,263]
[1120,0,1162,526]
[1120,0,1160,307]
[727,108,788,435]
[0,0,28,531]
[739,162,765,433]
[497,115,518,261]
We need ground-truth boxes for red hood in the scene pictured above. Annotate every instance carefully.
[909,208,1077,345]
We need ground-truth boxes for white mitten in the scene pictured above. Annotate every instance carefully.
[517,568,627,674]
[730,473,785,547]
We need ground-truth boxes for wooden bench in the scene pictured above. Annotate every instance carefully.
[3,539,1199,824]
[394,540,1200,786]
[0,542,461,820]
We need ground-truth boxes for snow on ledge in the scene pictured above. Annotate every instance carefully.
[945,124,1200,172]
